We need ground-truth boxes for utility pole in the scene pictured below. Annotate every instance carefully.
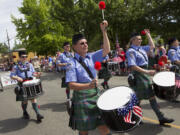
[6,29,10,52]
[6,29,12,62]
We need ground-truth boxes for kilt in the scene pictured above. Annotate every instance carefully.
[132,66,155,100]
[98,67,111,79]
[61,77,68,88]
[15,85,27,101]
[16,88,26,101]
[70,88,105,131]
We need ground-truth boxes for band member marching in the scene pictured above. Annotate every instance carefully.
[10,52,44,123]
[99,42,112,89]
[168,37,180,73]
[126,30,174,125]
[56,42,73,100]
[66,20,111,135]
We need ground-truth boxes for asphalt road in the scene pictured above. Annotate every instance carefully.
[0,72,180,135]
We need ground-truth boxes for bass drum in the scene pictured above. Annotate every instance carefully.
[152,71,180,101]
[97,86,142,133]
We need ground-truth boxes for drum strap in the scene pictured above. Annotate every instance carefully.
[130,47,148,62]
[74,57,94,79]
[74,57,98,94]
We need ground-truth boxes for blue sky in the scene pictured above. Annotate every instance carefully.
[0,0,23,49]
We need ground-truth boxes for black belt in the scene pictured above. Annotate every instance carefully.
[139,65,148,69]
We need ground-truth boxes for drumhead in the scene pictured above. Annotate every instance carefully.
[97,86,134,111]
[153,71,175,87]
[23,79,40,85]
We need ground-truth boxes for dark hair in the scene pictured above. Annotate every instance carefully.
[168,37,177,45]
[72,34,85,45]
[130,32,140,39]
[63,42,70,47]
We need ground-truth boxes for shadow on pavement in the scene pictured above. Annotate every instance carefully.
[140,100,180,109]
[40,102,67,112]
[128,122,163,135]
[0,118,29,133]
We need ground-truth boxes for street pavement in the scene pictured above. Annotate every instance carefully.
[0,72,180,135]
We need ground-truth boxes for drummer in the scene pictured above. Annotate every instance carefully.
[168,37,180,72]
[99,42,112,89]
[56,42,73,100]
[10,52,44,123]
[66,20,111,135]
[126,30,174,125]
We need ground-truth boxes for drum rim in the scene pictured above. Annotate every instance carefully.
[152,71,175,87]
[97,85,135,111]
[23,79,41,86]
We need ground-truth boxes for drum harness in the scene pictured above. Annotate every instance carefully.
[14,63,33,95]
[128,47,148,87]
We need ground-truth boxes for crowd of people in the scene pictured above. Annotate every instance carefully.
[8,19,180,135]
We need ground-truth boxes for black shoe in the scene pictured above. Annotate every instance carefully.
[159,117,174,125]
[101,83,106,89]
[37,114,44,123]
[139,121,144,125]
[23,112,30,119]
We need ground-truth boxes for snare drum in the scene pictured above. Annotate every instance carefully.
[152,71,180,100]
[97,86,142,133]
[22,79,44,100]
[107,62,119,73]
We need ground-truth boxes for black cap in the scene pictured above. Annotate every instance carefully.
[63,42,70,47]
[19,51,27,57]
[130,32,140,39]
[72,34,85,45]
[168,37,177,45]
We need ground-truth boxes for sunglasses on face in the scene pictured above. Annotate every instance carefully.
[80,41,88,45]
[136,38,142,41]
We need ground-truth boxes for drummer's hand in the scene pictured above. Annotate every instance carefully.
[100,20,108,32]
[146,70,156,76]
[144,29,150,35]
[17,77,23,82]
[89,79,98,89]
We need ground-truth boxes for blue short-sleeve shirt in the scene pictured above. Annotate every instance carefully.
[66,49,103,83]
[126,45,150,67]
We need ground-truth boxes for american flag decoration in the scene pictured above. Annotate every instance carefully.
[117,94,142,124]
[175,74,180,88]
[124,106,142,124]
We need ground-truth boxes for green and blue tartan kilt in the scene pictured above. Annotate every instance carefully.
[70,88,105,131]
[132,70,155,100]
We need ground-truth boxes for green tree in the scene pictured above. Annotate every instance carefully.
[12,0,71,56]
[0,43,9,53]
[51,0,180,49]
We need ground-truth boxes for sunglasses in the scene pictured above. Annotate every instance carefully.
[136,38,142,41]
[80,41,88,45]
[21,56,27,58]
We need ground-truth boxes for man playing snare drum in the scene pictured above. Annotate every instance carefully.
[10,52,44,123]
[126,30,174,125]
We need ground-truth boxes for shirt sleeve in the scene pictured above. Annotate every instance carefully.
[91,49,103,63]
[126,50,137,66]
[142,45,150,53]
[66,60,77,83]
[10,65,18,77]
[30,64,35,73]
[168,50,178,62]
